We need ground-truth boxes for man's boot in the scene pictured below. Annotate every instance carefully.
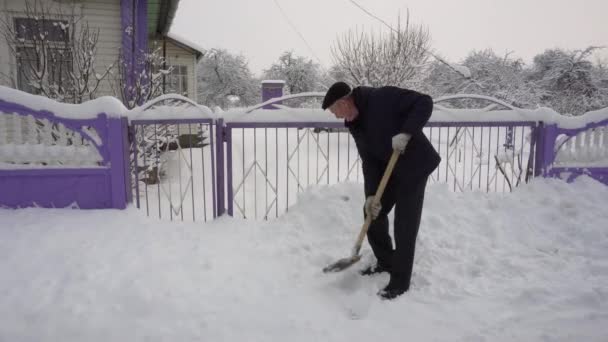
[378,272,409,300]
[359,262,390,276]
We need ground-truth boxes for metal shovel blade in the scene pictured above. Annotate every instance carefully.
[322,254,362,273]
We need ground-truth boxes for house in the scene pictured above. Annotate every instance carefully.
[0,0,203,105]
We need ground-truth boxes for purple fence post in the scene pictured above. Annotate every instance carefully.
[226,124,234,216]
[135,0,148,106]
[533,123,545,177]
[121,0,148,106]
[121,0,134,103]
[536,123,558,178]
[261,80,285,109]
[215,119,226,216]
[107,116,131,209]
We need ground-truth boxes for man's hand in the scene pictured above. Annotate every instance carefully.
[364,196,382,220]
[392,133,411,153]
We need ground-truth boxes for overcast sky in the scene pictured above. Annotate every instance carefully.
[170,0,608,77]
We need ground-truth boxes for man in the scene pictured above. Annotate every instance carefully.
[322,82,440,300]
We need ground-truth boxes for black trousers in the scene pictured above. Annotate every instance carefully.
[365,175,428,286]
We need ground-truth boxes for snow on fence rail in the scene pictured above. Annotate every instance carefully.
[0,86,130,209]
[220,112,537,220]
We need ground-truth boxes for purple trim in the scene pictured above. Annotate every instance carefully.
[121,0,134,102]
[209,122,217,218]
[121,0,148,106]
[261,82,285,109]
[136,0,148,56]
[132,125,140,209]
[215,119,225,216]
[533,122,545,177]
[225,121,537,129]
[135,0,148,105]
[131,118,215,125]
[0,168,108,176]
[108,118,130,209]
[0,169,112,209]
[226,124,234,216]
[426,121,537,128]
[226,122,346,129]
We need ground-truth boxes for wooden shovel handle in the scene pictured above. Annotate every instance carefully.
[352,150,401,256]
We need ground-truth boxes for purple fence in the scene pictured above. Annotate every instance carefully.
[219,119,539,219]
[0,99,130,209]
[127,94,218,221]
[1,90,606,219]
[130,118,217,221]
[540,119,608,184]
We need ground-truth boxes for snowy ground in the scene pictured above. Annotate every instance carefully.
[1,177,607,341]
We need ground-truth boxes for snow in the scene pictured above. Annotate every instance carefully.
[1,177,607,341]
[243,92,325,114]
[128,94,215,121]
[1,85,606,129]
[261,80,287,84]
[129,105,215,121]
[0,86,126,119]
[453,64,472,78]
[166,32,206,56]
[0,87,217,121]
[223,107,341,123]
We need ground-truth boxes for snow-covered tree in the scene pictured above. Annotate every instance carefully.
[0,0,114,103]
[593,57,608,106]
[262,51,324,94]
[197,49,259,108]
[330,13,431,89]
[529,47,604,115]
[424,49,540,108]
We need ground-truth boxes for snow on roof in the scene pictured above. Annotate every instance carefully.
[166,32,205,57]
[261,80,286,84]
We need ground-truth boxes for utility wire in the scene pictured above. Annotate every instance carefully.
[270,0,334,88]
[271,0,323,66]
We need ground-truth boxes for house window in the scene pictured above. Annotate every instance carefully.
[14,17,72,94]
[14,18,69,42]
[166,65,188,97]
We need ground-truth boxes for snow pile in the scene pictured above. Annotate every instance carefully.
[0,85,126,119]
[0,177,607,341]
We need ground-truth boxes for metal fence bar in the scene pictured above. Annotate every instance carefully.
[131,118,543,222]
[130,118,215,222]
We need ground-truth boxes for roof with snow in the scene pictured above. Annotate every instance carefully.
[166,32,205,60]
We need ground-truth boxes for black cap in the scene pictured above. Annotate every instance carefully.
[322,82,351,109]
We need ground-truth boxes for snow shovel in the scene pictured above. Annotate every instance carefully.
[323,149,401,273]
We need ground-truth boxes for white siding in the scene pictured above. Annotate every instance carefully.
[0,0,121,98]
[80,0,122,98]
[0,0,199,104]
[156,39,198,102]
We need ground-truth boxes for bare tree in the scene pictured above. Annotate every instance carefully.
[0,0,114,103]
[330,12,431,89]
[115,44,172,109]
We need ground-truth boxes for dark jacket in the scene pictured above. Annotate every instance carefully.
[346,86,441,196]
